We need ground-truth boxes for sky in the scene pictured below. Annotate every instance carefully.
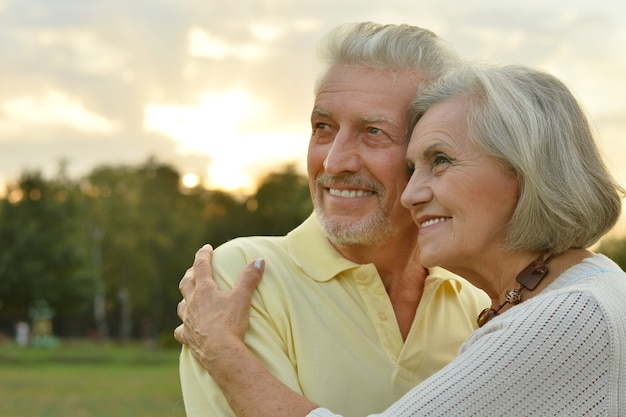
[1,0,625,235]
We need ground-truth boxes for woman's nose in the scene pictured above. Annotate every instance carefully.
[401,171,432,210]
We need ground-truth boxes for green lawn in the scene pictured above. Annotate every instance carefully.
[0,341,186,417]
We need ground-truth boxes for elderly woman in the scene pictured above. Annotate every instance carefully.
[175,64,626,416]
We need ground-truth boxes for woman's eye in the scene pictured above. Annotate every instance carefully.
[431,153,453,173]
[432,153,451,166]
[406,162,415,176]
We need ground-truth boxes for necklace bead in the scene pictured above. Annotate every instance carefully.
[504,288,522,304]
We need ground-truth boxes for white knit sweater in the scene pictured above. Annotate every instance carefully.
[309,254,626,417]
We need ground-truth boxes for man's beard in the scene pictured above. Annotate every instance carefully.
[313,173,398,248]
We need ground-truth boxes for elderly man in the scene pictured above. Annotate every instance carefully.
[177,22,489,417]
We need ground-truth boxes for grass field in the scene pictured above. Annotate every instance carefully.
[0,341,186,417]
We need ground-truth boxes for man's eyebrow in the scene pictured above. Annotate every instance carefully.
[311,108,331,117]
[311,109,397,127]
[360,115,398,127]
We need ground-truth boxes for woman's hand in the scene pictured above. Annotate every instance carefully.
[174,244,319,417]
[174,244,264,366]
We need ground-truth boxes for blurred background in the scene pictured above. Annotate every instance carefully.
[1,0,625,416]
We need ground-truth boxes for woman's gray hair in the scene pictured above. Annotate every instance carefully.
[411,64,624,254]
[314,22,461,94]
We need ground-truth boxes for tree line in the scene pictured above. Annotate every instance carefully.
[0,158,312,346]
[1,157,625,347]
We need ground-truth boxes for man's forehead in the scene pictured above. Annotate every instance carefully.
[311,106,403,126]
[317,64,425,91]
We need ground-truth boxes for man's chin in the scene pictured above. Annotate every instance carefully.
[315,208,397,247]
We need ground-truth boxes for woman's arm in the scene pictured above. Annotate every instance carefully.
[176,248,612,416]
[175,245,319,417]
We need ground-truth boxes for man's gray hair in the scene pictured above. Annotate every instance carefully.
[314,22,461,94]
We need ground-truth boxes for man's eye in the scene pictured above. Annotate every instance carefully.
[368,127,382,135]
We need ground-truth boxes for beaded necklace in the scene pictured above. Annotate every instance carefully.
[477,252,556,327]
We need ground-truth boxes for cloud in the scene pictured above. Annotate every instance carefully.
[11,27,127,75]
[0,91,119,134]
[188,28,268,61]
[0,0,624,210]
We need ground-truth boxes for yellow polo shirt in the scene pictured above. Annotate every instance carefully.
[179,214,489,417]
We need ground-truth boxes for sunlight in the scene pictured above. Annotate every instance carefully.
[143,87,307,192]
[180,173,200,189]
[206,163,256,193]
[144,89,260,154]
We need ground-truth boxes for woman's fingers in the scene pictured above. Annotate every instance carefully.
[191,244,216,290]
[177,299,186,320]
[173,323,186,344]
[174,243,266,358]
[231,259,265,306]
[178,267,195,301]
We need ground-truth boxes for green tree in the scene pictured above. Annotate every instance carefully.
[597,236,626,271]
[83,159,209,342]
[199,164,312,245]
[200,189,251,246]
[0,171,93,334]
[0,160,313,342]
[243,164,313,236]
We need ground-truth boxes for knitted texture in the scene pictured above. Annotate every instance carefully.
[308,254,626,417]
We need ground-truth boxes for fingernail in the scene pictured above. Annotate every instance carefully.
[253,259,264,270]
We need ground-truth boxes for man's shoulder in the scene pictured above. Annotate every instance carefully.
[213,234,290,265]
[428,267,490,305]
[217,234,287,250]
[214,214,318,258]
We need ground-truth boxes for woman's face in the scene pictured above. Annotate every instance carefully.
[401,96,520,273]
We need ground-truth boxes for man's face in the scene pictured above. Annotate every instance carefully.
[307,64,425,247]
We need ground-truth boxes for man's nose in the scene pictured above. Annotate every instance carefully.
[322,131,361,174]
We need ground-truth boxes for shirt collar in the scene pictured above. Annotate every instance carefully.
[285,213,467,288]
[286,213,362,282]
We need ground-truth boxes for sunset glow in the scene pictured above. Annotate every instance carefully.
[1,0,625,235]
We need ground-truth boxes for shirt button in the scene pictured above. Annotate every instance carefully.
[378,312,387,321]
